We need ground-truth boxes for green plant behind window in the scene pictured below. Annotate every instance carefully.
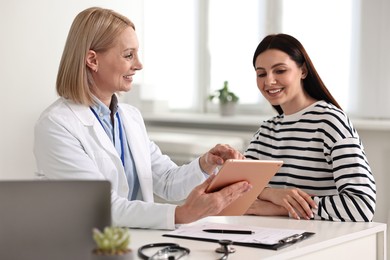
[208,81,239,104]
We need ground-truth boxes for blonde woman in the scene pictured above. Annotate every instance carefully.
[34,7,251,229]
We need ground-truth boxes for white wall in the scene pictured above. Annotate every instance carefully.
[351,0,390,119]
[0,0,143,179]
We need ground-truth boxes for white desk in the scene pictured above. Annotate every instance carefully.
[129,216,387,260]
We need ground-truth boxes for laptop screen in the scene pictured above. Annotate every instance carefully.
[0,180,111,260]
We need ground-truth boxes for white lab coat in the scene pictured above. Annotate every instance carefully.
[34,97,206,230]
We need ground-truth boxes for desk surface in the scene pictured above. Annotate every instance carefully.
[129,216,387,260]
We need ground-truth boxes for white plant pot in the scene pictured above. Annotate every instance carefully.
[219,102,237,116]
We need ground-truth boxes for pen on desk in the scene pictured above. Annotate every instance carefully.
[203,229,254,235]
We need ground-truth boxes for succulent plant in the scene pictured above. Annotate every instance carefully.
[92,226,131,255]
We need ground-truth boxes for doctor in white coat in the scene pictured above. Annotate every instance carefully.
[34,7,251,230]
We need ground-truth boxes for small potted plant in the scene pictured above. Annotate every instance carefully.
[91,226,133,260]
[208,81,239,116]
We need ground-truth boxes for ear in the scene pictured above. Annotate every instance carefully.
[301,63,308,79]
[86,50,98,72]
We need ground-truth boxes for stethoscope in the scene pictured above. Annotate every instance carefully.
[215,240,235,260]
[137,240,235,260]
[137,242,190,259]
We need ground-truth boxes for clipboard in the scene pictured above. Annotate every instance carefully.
[163,222,315,250]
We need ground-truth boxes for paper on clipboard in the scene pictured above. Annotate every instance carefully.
[164,222,311,246]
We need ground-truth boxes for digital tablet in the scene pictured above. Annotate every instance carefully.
[206,159,283,216]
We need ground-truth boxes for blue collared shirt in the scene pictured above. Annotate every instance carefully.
[91,95,141,200]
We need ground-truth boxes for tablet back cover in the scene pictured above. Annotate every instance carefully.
[206,159,283,216]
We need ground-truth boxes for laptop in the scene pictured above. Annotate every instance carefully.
[0,180,111,260]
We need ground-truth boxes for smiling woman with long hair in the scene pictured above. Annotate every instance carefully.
[245,33,376,222]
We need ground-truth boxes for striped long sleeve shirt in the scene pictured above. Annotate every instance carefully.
[244,100,376,222]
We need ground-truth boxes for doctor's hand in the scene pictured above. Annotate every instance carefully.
[258,187,318,220]
[174,174,252,224]
[199,144,245,175]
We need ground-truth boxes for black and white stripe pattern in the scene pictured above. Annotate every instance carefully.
[245,101,376,222]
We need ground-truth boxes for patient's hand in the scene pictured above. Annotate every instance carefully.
[246,199,288,216]
[258,188,318,220]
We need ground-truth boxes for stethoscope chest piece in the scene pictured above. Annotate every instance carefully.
[138,242,190,259]
[215,239,236,254]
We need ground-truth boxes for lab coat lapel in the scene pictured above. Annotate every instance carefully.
[67,101,124,171]
[118,107,153,201]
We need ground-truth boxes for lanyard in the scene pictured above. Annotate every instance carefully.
[90,107,125,167]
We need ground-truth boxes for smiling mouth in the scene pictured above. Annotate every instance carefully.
[267,88,282,94]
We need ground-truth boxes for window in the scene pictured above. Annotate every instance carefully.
[140,0,358,114]
[280,0,354,110]
[141,0,197,109]
[208,1,264,107]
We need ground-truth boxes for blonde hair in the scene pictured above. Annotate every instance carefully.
[56,7,135,105]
